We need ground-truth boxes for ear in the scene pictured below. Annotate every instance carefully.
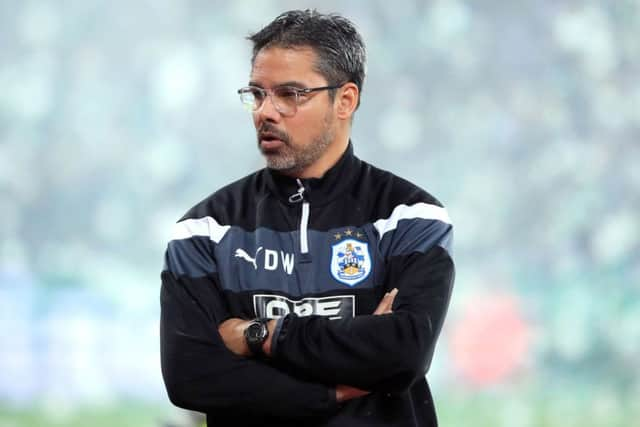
[335,83,359,120]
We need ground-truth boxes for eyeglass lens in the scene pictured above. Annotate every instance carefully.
[240,87,299,115]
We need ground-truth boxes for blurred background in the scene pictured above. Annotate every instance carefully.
[1,0,639,426]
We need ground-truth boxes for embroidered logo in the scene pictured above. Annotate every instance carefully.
[234,247,263,270]
[331,238,371,287]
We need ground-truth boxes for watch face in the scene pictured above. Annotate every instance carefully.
[245,319,268,357]
[247,322,266,341]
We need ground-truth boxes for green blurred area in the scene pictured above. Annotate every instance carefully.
[0,403,174,427]
[1,388,637,427]
[438,390,637,427]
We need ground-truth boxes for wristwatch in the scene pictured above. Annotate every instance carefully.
[244,318,269,357]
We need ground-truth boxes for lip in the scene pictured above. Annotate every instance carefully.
[260,138,285,150]
[259,130,287,150]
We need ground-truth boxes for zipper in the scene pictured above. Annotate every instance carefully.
[289,179,310,254]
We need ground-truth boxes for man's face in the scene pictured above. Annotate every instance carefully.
[249,46,337,174]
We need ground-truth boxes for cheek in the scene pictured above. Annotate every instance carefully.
[284,120,309,144]
[286,112,323,140]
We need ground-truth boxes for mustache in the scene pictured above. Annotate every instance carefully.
[258,123,290,144]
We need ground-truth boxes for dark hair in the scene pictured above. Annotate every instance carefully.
[248,9,366,108]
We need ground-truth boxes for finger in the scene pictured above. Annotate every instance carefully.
[373,289,396,315]
[372,292,391,314]
[336,384,371,402]
[387,288,398,305]
[377,288,398,314]
[374,292,389,314]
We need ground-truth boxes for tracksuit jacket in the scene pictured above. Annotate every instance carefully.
[160,143,455,426]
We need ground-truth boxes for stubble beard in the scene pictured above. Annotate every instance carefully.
[259,113,335,174]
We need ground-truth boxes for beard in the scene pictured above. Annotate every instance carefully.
[257,112,335,174]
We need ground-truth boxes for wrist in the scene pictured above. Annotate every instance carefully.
[236,319,252,356]
[262,320,277,356]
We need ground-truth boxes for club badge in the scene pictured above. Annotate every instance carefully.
[330,238,371,287]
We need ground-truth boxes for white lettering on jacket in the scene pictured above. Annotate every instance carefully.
[235,247,295,275]
[253,294,356,320]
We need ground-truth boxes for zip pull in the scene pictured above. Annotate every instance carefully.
[288,179,306,203]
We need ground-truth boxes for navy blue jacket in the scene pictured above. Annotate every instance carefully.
[160,143,455,426]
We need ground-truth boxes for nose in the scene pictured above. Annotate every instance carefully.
[255,92,281,123]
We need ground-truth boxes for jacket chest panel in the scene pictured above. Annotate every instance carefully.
[215,224,385,296]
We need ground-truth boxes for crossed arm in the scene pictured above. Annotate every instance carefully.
[161,271,339,419]
[162,214,454,418]
[217,288,399,402]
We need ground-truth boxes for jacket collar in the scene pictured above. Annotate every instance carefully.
[264,141,360,206]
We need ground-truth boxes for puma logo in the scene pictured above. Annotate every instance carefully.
[234,247,263,270]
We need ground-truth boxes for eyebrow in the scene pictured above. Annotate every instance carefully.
[248,80,308,89]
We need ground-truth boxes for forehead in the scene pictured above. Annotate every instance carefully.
[250,46,326,86]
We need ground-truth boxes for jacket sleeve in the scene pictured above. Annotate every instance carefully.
[160,221,337,418]
[271,206,454,393]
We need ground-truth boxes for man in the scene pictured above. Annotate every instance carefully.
[160,9,454,427]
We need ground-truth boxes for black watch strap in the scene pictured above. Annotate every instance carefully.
[244,318,269,357]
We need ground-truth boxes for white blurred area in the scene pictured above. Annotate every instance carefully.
[1,0,639,426]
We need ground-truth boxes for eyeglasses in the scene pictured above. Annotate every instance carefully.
[237,83,345,116]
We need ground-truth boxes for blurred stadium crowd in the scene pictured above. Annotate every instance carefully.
[0,1,638,426]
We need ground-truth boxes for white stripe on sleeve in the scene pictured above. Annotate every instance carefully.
[170,216,230,243]
[373,203,451,239]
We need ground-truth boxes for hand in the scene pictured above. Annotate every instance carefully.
[218,318,252,357]
[373,288,398,315]
[336,384,370,403]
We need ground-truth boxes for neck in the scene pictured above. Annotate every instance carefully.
[288,133,350,179]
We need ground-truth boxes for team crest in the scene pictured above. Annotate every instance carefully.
[331,238,371,287]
